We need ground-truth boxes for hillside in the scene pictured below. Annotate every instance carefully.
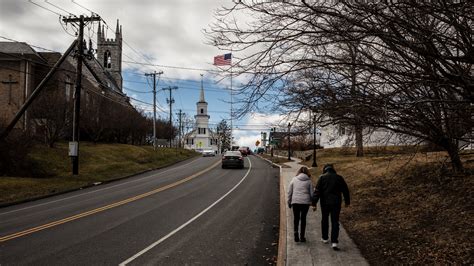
[300,147,473,265]
[0,142,198,205]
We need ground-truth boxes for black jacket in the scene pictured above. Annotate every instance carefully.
[313,168,350,206]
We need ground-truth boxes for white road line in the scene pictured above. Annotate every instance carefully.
[119,157,253,266]
[0,157,203,216]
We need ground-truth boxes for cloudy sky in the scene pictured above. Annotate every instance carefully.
[0,0,288,149]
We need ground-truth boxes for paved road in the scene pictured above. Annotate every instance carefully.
[0,155,279,265]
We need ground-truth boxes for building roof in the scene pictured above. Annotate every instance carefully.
[0,42,38,54]
[0,42,46,62]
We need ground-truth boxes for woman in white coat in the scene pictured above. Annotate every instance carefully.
[287,166,314,242]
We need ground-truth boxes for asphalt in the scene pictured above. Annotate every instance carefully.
[269,156,369,266]
[0,155,280,265]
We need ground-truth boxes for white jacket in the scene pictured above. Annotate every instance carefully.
[287,173,314,205]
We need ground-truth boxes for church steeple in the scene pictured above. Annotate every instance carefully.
[196,74,209,119]
[199,74,206,103]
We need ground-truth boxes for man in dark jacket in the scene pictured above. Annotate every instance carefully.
[313,164,350,250]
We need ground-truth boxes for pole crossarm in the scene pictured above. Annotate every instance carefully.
[62,15,101,24]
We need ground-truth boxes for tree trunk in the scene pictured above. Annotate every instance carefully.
[355,123,364,157]
[440,138,464,172]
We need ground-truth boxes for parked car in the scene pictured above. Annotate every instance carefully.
[221,151,244,169]
[202,150,216,157]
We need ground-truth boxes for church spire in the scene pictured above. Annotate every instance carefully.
[199,74,206,103]
[116,19,120,35]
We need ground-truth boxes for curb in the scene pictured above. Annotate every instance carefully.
[0,155,200,208]
[257,155,286,266]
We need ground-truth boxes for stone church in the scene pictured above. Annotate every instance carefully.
[183,80,219,153]
[0,20,128,130]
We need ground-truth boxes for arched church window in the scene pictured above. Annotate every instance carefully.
[200,108,204,114]
[104,50,112,68]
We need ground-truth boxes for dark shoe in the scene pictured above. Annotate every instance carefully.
[294,233,299,242]
[300,236,306,242]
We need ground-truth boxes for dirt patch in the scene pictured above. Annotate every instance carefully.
[302,149,474,265]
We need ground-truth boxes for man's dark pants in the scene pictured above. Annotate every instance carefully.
[292,204,310,237]
[321,204,341,243]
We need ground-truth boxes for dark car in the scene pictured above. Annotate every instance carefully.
[238,147,248,156]
[221,151,244,169]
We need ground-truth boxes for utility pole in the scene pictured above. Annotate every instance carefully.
[145,71,163,150]
[63,15,100,175]
[164,86,178,148]
[177,109,183,148]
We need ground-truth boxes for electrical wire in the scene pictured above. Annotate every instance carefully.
[29,0,62,16]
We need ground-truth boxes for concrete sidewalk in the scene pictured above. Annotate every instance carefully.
[281,157,368,266]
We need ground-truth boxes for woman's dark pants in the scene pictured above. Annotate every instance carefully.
[292,204,309,237]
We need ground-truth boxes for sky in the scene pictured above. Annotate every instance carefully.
[0,0,290,150]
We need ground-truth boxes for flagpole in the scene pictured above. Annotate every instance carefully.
[230,49,233,146]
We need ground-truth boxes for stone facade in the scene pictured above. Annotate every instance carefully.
[0,21,128,131]
[96,20,122,91]
[0,42,43,128]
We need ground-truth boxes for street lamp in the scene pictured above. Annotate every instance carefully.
[312,114,318,167]
[288,122,291,160]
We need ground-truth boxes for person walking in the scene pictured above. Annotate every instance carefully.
[313,164,350,250]
[287,166,314,242]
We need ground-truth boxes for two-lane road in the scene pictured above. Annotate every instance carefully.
[0,155,279,265]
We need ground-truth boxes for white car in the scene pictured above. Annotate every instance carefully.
[202,150,216,157]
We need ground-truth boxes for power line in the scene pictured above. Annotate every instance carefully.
[29,0,62,16]
[123,60,220,73]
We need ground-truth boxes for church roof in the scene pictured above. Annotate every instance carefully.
[0,42,39,55]
[0,42,46,62]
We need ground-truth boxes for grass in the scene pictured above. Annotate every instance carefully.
[258,153,293,167]
[0,142,199,205]
[295,147,473,265]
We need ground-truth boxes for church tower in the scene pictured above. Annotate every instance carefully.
[97,20,123,91]
[195,74,210,133]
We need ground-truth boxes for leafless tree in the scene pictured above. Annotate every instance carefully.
[30,80,72,148]
[206,0,473,171]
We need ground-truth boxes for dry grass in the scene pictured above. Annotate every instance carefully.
[0,142,199,205]
[300,148,473,265]
[258,153,293,168]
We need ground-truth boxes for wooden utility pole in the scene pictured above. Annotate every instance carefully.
[63,15,100,175]
[0,41,78,141]
[145,71,163,150]
[177,109,183,148]
[164,86,177,148]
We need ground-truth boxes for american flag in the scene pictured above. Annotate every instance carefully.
[213,53,232,66]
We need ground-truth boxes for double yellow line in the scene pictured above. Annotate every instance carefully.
[0,160,221,243]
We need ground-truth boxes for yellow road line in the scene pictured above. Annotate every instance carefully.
[0,160,221,243]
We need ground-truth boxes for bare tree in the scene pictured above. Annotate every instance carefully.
[206,1,473,171]
[30,81,71,148]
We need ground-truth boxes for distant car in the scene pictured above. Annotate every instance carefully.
[257,147,265,154]
[202,150,216,157]
[221,151,244,169]
[238,146,250,156]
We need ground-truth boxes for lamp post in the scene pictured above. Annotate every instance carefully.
[287,122,291,160]
[312,114,318,167]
